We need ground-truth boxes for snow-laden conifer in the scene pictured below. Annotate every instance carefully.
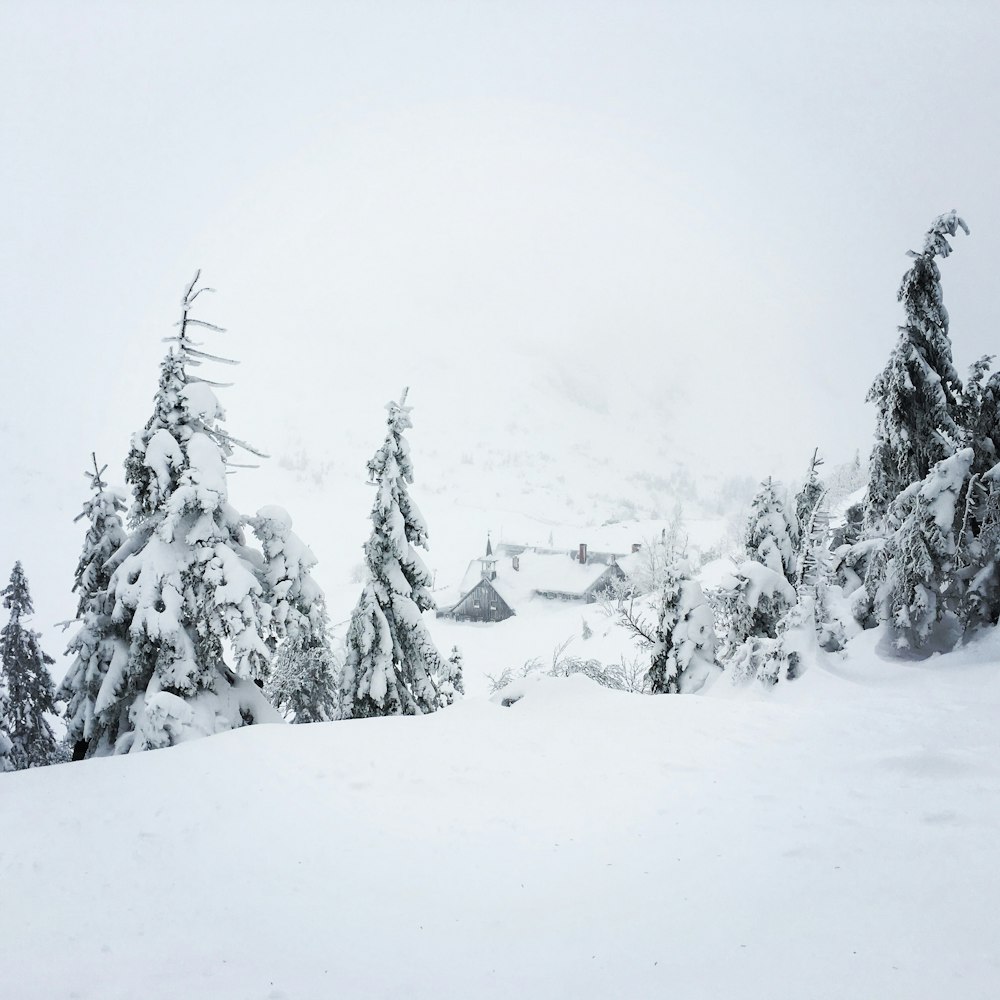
[613,542,719,694]
[957,471,1000,632]
[865,212,969,528]
[1,563,59,768]
[251,506,340,723]
[744,478,797,586]
[0,679,14,773]
[960,355,1000,476]
[795,493,846,653]
[95,273,278,753]
[339,390,444,718]
[795,451,825,550]
[437,646,465,706]
[875,448,973,647]
[713,560,796,681]
[58,455,129,758]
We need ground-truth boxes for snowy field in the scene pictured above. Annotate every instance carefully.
[4,626,999,1000]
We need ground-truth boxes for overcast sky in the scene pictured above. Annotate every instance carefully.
[3,0,1000,630]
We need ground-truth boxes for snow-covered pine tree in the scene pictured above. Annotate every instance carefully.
[957,470,1000,633]
[615,545,719,694]
[339,389,445,718]
[713,561,796,683]
[251,506,340,723]
[795,450,825,548]
[795,493,846,652]
[865,211,969,529]
[744,478,798,586]
[875,448,974,648]
[960,355,1000,476]
[1,563,59,768]
[265,632,341,723]
[94,272,278,753]
[58,455,129,759]
[0,679,14,772]
[436,645,465,706]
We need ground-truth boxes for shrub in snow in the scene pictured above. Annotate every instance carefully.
[58,455,130,759]
[95,273,278,753]
[251,506,340,723]
[612,545,719,695]
[744,478,798,586]
[339,390,445,718]
[487,648,648,697]
[865,212,969,529]
[1,563,59,769]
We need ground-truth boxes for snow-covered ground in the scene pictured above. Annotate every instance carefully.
[4,625,999,1000]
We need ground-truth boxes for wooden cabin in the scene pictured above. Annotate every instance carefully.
[438,537,632,623]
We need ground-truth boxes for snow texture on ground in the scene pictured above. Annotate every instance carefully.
[3,626,1000,999]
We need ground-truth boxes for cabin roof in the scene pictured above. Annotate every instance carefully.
[443,548,624,613]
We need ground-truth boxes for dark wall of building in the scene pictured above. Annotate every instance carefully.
[445,578,514,622]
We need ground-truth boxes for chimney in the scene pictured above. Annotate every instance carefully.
[579,543,588,564]
[631,543,641,554]
[512,555,520,572]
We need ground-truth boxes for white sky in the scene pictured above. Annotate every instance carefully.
[2,0,1000,633]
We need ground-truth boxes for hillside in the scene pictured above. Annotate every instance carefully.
[4,628,999,1000]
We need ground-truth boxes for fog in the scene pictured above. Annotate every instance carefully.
[3,0,999,638]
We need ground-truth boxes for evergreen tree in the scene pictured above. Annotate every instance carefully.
[0,679,14,773]
[794,450,825,550]
[94,273,277,753]
[1,563,59,768]
[875,448,973,648]
[744,478,797,586]
[58,455,129,759]
[339,389,445,718]
[865,211,969,528]
[437,645,465,706]
[264,630,341,723]
[957,473,1000,633]
[615,546,719,694]
[713,561,796,679]
[251,506,340,723]
[960,354,1000,476]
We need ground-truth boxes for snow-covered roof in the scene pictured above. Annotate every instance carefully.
[445,548,622,611]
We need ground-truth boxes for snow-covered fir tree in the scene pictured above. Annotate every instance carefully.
[251,506,340,723]
[265,631,341,723]
[713,561,796,683]
[875,448,973,648]
[339,389,445,718]
[1,563,59,768]
[795,493,846,653]
[744,478,798,586]
[58,455,129,759]
[614,544,719,694]
[865,211,969,528]
[957,470,1000,633]
[795,450,825,549]
[94,273,278,753]
[436,645,465,706]
[960,354,1000,476]
[0,679,14,773]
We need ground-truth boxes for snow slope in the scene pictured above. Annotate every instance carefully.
[4,628,1000,999]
